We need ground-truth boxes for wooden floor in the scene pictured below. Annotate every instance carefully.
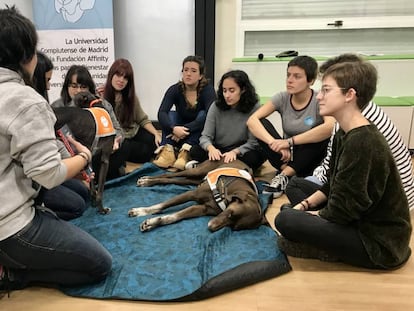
[2,160,414,310]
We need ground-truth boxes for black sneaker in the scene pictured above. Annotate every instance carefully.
[263,173,289,198]
[277,236,339,262]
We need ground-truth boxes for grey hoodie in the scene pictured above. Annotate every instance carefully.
[0,67,67,240]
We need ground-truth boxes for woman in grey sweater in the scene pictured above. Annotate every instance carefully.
[0,6,111,293]
[189,70,266,170]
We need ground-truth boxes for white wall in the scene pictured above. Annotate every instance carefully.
[215,0,237,86]
[215,0,414,146]
[113,1,194,119]
[215,0,414,98]
[0,0,32,18]
[0,0,194,120]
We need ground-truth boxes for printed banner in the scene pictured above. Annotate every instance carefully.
[33,0,114,102]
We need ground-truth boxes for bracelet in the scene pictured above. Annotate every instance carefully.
[77,152,90,164]
[304,199,311,209]
[287,137,293,147]
[299,202,307,210]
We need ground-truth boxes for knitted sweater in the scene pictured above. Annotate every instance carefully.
[199,102,261,156]
[319,124,412,268]
[313,101,414,209]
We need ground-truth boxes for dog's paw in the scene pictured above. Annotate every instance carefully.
[136,176,152,187]
[140,217,160,232]
[128,208,142,217]
[99,207,111,215]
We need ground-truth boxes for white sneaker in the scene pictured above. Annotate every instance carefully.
[262,173,289,198]
[185,160,199,170]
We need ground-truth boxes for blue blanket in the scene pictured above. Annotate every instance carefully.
[62,163,291,301]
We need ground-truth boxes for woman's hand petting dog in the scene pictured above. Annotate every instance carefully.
[112,135,122,152]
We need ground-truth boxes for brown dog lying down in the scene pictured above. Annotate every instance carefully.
[128,159,268,232]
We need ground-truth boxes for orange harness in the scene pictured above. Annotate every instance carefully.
[85,100,116,153]
[57,99,115,182]
[206,167,258,211]
[85,107,116,138]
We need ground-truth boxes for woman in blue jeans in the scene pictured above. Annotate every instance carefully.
[0,7,111,293]
[35,179,89,220]
[33,51,89,220]
[154,55,216,170]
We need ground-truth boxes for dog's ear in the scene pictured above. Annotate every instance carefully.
[231,195,242,203]
[228,191,248,203]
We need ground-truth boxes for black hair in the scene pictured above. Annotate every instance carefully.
[103,58,137,127]
[0,5,38,85]
[216,70,258,113]
[33,51,53,102]
[60,65,96,104]
[288,55,318,82]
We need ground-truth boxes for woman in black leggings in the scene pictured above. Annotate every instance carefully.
[275,60,411,270]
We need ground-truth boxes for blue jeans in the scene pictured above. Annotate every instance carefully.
[0,208,112,289]
[36,179,89,220]
[160,111,205,147]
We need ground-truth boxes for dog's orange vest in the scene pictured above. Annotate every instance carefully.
[206,167,258,210]
[86,107,116,137]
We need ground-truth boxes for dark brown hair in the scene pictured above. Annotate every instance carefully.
[322,61,377,110]
[103,58,138,127]
[179,55,209,108]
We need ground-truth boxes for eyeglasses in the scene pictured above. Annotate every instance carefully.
[319,86,348,97]
[69,83,88,90]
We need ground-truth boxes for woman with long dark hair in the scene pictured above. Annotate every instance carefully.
[102,58,161,163]
[189,70,266,170]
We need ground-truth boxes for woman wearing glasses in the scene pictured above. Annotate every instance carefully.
[275,60,411,270]
[284,53,414,210]
[52,65,125,179]
[247,55,335,198]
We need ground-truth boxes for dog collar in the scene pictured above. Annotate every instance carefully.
[206,167,258,211]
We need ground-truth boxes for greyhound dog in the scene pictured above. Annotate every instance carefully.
[128,159,268,232]
[53,91,116,214]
